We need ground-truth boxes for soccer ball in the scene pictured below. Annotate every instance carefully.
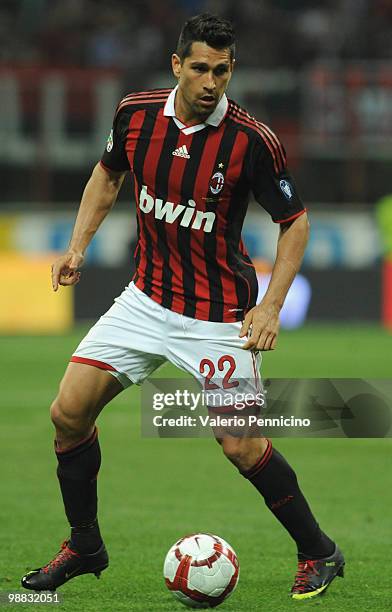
[163,533,239,608]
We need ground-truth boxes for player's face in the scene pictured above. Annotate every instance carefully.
[172,42,234,123]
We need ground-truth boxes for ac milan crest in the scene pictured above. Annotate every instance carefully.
[209,171,225,195]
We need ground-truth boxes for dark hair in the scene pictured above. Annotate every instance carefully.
[176,13,235,61]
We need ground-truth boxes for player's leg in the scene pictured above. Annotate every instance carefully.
[22,362,124,592]
[216,432,344,599]
[52,281,166,549]
[166,313,344,599]
[51,362,124,550]
[22,282,167,591]
[51,361,123,449]
[216,433,335,558]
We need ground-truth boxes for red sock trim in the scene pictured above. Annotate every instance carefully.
[242,439,273,479]
[70,356,116,371]
[55,426,98,455]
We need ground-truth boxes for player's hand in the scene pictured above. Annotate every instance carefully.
[51,251,84,291]
[239,303,280,351]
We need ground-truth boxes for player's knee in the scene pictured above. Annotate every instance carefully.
[50,393,91,437]
[221,437,268,470]
[221,437,248,465]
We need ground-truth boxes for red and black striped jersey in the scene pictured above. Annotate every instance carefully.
[100,87,306,322]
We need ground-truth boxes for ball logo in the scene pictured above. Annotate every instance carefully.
[280,179,293,200]
[106,129,113,152]
[210,172,225,195]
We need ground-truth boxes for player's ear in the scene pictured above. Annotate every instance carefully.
[172,54,182,79]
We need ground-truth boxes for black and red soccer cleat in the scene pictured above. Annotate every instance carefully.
[21,540,109,591]
[291,544,345,600]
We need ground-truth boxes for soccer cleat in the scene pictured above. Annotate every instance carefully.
[291,544,345,600]
[21,540,109,591]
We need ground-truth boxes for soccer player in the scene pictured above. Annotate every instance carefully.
[21,13,344,600]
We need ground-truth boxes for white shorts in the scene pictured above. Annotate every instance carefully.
[72,282,262,401]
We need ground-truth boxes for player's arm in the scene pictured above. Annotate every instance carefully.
[51,163,126,291]
[242,129,309,350]
[240,212,309,350]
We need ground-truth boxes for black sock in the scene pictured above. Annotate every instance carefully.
[56,427,103,553]
[242,440,335,560]
[70,520,102,554]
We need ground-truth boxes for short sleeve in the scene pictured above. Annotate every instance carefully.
[100,106,130,172]
[249,130,305,223]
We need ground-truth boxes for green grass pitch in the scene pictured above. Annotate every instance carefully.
[0,324,391,611]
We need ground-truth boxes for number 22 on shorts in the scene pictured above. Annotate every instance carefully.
[199,355,239,390]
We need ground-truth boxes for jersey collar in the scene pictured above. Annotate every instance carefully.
[164,85,228,135]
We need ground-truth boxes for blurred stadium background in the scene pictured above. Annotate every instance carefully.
[0,0,392,334]
[1,3,392,611]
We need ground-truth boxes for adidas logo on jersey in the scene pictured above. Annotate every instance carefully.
[139,185,215,233]
[172,145,190,159]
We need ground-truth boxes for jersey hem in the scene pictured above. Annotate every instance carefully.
[133,278,246,323]
[99,160,128,174]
